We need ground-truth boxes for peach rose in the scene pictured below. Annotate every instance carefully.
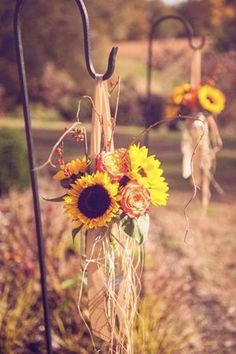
[120,181,150,218]
[183,88,198,109]
[96,148,129,182]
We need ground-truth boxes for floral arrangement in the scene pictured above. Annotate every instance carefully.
[166,82,226,119]
[41,78,169,351]
[165,81,224,210]
[50,142,168,244]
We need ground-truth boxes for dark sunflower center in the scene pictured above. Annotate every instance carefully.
[207,96,214,104]
[77,184,111,219]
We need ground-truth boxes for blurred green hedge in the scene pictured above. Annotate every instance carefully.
[0,128,29,195]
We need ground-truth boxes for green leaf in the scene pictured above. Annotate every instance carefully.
[120,214,150,244]
[72,226,83,242]
[41,194,67,202]
[61,276,80,289]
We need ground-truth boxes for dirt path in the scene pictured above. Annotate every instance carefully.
[144,192,236,353]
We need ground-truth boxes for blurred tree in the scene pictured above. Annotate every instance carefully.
[209,0,236,50]
[145,0,188,38]
[177,0,236,50]
[0,1,18,108]
[176,0,210,35]
[3,0,235,115]
[0,0,167,112]
[88,0,150,41]
[0,1,137,109]
[0,0,111,110]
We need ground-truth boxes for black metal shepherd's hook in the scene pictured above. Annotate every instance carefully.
[74,0,118,79]
[13,1,117,353]
[145,14,205,146]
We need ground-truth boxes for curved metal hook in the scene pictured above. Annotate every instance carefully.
[147,15,205,96]
[150,15,205,50]
[15,0,117,81]
[74,0,118,80]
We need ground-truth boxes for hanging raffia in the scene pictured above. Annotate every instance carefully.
[181,49,223,209]
[83,78,144,353]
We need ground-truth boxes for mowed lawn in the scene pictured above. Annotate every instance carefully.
[28,123,236,197]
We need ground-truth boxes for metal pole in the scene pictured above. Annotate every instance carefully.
[13,1,118,352]
[13,1,53,353]
[74,0,118,80]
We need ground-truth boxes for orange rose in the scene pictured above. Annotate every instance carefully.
[96,148,129,182]
[120,181,150,218]
[183,88,198,110]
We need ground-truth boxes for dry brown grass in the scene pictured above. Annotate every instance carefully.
[1,184,235,353]
[146,191,236,353]
[0,189,92,353]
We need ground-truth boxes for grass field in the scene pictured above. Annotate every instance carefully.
[10,118,234,199]
[115,38,209,95]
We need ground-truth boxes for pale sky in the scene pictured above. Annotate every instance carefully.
[163,0,186,5]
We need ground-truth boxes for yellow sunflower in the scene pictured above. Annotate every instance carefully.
[127,144,169,206]
[63,171,120,230]
[172,83,191,105]
[198,85,226,114]
[53,157,88,186]
[165,104,179,120]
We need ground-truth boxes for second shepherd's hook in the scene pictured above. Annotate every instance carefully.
[144,14,205,146]
[74,0,118,80]
[149,15,205,50]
